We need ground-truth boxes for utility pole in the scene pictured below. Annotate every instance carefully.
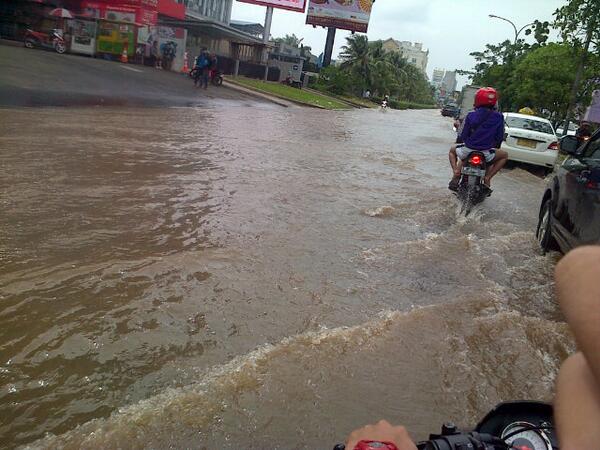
[263,6,273,81]
[322,27,336,67]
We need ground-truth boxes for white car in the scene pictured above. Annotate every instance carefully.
[556,121,577,137]
[501,113,559,169]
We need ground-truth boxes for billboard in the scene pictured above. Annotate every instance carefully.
[236,0,307,13]
[306,0,374,33]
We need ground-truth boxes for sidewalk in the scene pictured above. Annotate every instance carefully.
[0,38,23,47]
[0,44,270,107]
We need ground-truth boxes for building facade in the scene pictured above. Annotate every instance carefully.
[431,69,444,87]
[182,0,233,24]
[442,70,457,93]
[382,39,429,73]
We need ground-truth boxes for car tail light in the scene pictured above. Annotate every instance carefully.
[548,141,559,150]
[469,154,483,165]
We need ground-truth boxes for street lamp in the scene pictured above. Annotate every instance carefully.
[488,14,535,44]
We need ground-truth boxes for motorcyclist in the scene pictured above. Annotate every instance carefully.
[448,87,508,191]
[344,245,600,450]
[382,95,390,108]
[194,50,210,88]
[576,121,593,145]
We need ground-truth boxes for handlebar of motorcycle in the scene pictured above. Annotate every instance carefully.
[333,430,509,450]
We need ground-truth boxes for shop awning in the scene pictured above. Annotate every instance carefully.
[158,13,266,46]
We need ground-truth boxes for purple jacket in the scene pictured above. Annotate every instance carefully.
[459,107,505,150]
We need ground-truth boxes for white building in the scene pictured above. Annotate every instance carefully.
[382,39,429,73]
[442,70,457,93]
[432,68,444,87]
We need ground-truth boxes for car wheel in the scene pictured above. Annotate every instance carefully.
[537,199,558,254]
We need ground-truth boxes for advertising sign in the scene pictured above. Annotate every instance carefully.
[236,0,306,13]
[306,0,374,33]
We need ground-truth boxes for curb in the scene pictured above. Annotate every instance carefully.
[225,78,352,110]
[223,80,293,107]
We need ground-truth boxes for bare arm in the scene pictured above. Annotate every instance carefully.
[555,246,600,379]
[554,246,600,449]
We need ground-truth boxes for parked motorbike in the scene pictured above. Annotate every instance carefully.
[334,401,557,450]
[455,151,491,215]
[24,29,66,54]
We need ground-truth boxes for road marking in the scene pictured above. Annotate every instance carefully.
[120,66,143,73]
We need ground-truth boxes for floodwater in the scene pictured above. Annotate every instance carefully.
[0,104,573,449]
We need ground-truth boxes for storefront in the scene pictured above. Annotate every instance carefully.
[75,1,157,59]
[96,19,137,58]
[0,0,61,41]
[68,18,97,55]
[80,1,157,26]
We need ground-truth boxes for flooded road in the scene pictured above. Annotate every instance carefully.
[0,105,572,449]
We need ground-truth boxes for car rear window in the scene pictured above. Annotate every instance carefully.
[506,116,554,135]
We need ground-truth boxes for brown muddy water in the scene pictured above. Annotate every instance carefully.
[0,105,572,449]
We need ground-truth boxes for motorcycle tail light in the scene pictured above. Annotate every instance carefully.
[548,142,559,150]
[469,155,483,165]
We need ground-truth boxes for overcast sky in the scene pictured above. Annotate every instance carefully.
[231,0,566,87]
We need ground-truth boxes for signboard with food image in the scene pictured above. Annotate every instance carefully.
[306,0,374,33]
[237,0,306,13]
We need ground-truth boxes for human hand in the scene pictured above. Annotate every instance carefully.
[346,420,418,450]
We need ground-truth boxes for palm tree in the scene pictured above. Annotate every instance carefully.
[339,35,371,93]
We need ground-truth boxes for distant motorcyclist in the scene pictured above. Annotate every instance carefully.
[194,50,210,88]
[448,87,508,191]
[576,121,593,145]
[382,95,390,109]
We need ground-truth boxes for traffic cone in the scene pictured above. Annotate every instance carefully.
[120,46,128,64]
[181,51,190,73]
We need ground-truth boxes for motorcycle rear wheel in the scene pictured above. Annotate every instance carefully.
[55,42,66,54]
[24,39,35,49]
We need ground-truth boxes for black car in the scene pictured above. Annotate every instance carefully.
[441,104,460,118]
[537,132,600,253]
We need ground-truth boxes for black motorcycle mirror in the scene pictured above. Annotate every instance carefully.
[560,135,581,155]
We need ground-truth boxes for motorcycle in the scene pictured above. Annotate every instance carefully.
[188,68,223,87]
[24,29,66,54]
[455,151,491,215]
[209,69,223,87]
[334,401,557,450]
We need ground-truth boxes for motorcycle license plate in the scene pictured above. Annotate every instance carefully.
[462,167,486,177]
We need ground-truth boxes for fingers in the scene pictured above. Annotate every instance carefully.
[346,420,417,450]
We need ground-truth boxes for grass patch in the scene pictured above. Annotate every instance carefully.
[230,77,349,110]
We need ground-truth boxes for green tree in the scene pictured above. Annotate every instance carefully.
[510,43,581,125]
[339,34,371,94]
[274,34,303,48]
[554,0,600,131]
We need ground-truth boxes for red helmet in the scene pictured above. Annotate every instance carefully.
[474,87,498,108]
